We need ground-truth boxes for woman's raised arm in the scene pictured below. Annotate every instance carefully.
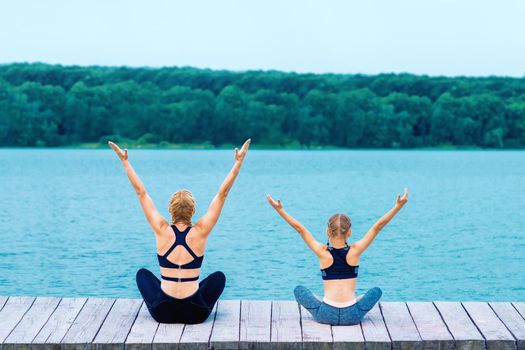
[195,139,251,236]
[266,195,326,258]
[353,188,409,254]
[108,141,168,235]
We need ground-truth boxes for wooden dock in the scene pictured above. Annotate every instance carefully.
[1,297,524,350]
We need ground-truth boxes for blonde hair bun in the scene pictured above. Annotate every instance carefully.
[169,190,196,226]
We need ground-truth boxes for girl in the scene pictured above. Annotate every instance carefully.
[109,139,250,324]
[266,188,408,325]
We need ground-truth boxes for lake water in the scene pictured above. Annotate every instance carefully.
[1,149,524,301]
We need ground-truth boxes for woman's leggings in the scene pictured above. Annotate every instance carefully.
[294,285,382,325]
[136,268,225,324]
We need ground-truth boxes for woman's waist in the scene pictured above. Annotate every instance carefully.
[159,266,201,298]
[160,279,199,299]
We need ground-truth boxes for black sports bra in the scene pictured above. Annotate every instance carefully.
[321,244,359,280]
[157,225,204,282]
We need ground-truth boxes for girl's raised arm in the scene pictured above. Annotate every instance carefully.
[353,188,408,254]
[266,195,326,257]
[195,139,251,236]
[109,141,168,235]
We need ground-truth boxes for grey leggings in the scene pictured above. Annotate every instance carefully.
[294,286,382,325]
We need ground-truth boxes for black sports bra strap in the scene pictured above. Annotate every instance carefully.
[172,225,191,234]
[166,225,199,259]
[160,225,184,258]
[161,228,179,258]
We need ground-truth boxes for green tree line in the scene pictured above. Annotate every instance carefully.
[1,63,524,148]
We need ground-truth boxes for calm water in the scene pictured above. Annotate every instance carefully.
[1,149,524,301]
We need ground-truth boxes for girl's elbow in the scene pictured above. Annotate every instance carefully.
[372,222,386,235]
[294,226,306,234]
[217,189,229,200]
[373,222,385,232]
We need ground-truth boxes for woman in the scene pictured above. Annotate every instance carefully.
[109,139,250,324]
[266,188,408,325]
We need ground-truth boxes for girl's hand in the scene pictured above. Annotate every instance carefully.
[108,141,128,162]
[396,188,409,207]
[266,194,283,211]
[235,139,251,163]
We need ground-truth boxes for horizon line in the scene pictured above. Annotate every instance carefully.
[2,61,524,80]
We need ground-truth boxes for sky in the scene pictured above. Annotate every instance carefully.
[1,0,524,77]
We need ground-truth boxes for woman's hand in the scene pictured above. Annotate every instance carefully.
[108,141,128,162]
[195,138,251,236]
[396,187,409,207]
[266,194,283,211]
[235,139,251,163]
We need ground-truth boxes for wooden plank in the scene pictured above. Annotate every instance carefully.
[210,300,241,350]
[490,302,525,350]
[179,304,218,350]
[332,322,364,350]
[32,298,87,350]
[0,296,8,311]
[240,300,271,350]
[2,297,524,350]
[125,302,158,350]
[406,302,453,350]
[151,313,184,350]
[61,298,115,350]
[270,301,302,350]
[0,297,36,343]
[462,302,516,350]
[299,305,332,350]
[380,302,422,350]
[361,304,391,350]
[434,302,484,350]
[3,297,61,350]
[93,298,142,350]
[513,303,525,320]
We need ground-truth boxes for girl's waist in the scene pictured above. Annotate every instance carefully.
[322,296,358,308]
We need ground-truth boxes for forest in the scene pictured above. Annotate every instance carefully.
[1,63,525,148]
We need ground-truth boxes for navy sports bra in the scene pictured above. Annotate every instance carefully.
[321,244,359,280]
[157,225,204,282]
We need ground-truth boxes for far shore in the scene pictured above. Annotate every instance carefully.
[1,142,524,151]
